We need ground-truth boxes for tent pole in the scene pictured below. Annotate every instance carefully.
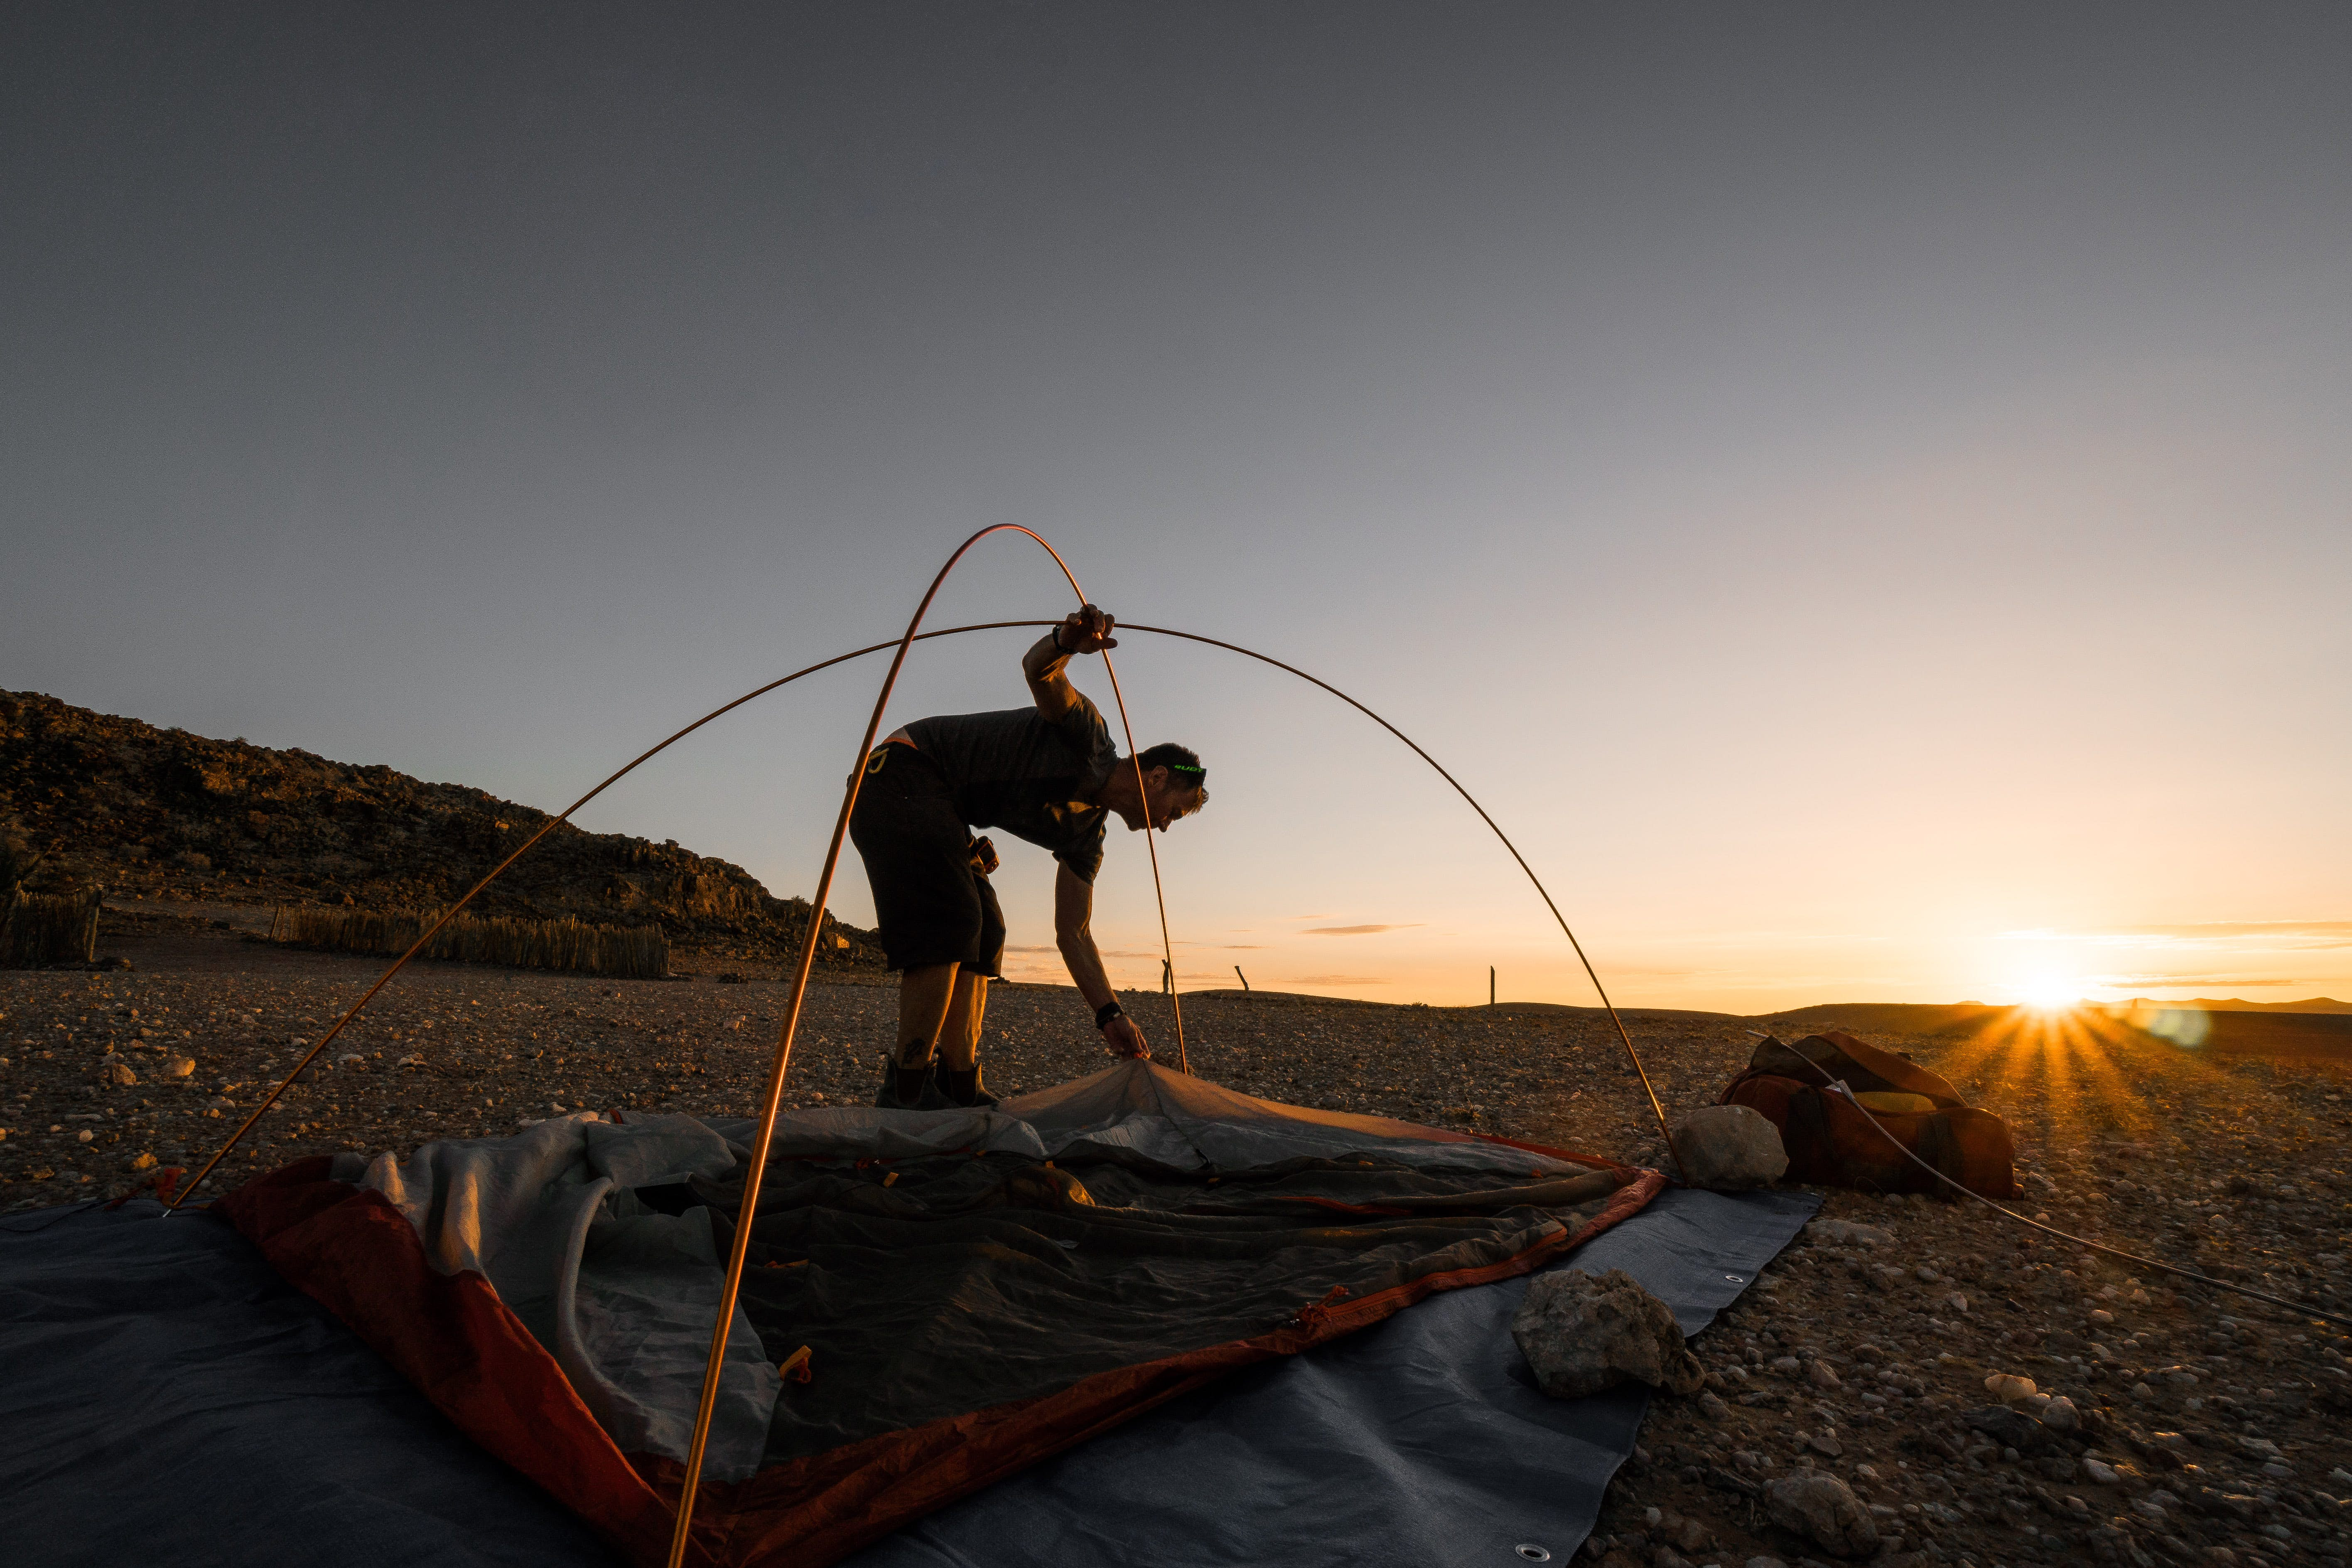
[663,526,1183,1566]
[173,615,1678,1209]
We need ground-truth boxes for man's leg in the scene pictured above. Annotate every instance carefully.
[935,972,995,1106]
[891,962,959,1100]
[937,972,988,1074]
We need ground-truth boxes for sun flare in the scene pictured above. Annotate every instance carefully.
[2015,977,2084,1012]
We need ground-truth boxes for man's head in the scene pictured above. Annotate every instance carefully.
[1109,742,1208,832]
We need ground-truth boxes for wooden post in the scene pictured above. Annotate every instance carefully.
[1162,958,1172,995]
[1490,966,1496,1006]
[1235,965,1250,992]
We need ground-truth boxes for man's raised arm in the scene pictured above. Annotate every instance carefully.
[1023,604,1118,723]
[1054,861,1149,1059]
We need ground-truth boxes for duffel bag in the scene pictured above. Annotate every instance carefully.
[1719,1030,2019,1199]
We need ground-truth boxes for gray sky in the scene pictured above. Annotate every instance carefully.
[6,3,2348,1009]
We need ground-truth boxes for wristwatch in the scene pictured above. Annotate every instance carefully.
[1094,1001,1124,1029]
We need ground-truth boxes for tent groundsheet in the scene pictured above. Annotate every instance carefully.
[0,1063,1817,1567]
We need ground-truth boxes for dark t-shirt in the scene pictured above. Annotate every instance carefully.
[903,695,1118,882]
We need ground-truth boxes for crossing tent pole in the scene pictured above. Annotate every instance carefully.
[172,616,1678,1204]
[1093,650,1189,1072]
[662,529,1185,1568]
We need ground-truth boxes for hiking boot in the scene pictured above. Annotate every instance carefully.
[874,1060,955,1112]
[939,1064,999,1110]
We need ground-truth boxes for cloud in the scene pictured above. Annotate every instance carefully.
[1302,924,1421,936]
[1003,944,1056,953]
[2001,922,2352,950]
[1286,975,1392,986]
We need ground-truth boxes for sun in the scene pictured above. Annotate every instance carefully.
[2016,976,2084,1012]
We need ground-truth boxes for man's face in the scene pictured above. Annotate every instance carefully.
[1118,766,1205,832]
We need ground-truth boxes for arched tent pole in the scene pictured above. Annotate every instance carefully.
[172,618,1675,1204]
[1115,625,1683,1181]
[662,528,1176,1567]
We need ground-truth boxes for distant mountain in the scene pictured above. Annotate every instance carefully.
[2114,996,2352,1015]
[0,689,883,968]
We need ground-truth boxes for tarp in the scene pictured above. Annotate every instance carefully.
[853,1183,1820,1568]
[213,1062,1667,1565]
[0,1197,620,1568]
[0,1178,1815,1568]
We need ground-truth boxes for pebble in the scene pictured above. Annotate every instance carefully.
[1983,1373,2037,1402]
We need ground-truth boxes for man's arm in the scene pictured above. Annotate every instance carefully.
[1023,605,1117,724]
[1054,861,1149,1058]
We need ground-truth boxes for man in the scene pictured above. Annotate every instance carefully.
[848,604,1208,1109]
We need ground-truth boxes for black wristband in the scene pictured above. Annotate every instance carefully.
[1052,625,1073,654]
[1094,1001,1124,1029]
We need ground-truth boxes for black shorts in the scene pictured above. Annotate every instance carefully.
[847,744,1006,977]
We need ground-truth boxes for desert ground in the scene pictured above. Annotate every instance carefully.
[4,910,2350,1568]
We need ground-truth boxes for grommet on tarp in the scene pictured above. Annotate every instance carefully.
[1725,1274,1744,1283]
[1516,1546,1552,1562]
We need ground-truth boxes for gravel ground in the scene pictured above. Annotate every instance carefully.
[5,926,2350,1568]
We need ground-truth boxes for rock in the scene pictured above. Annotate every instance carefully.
[1699,1391,1733,1421]
[1805,1219,1892,1248]
[1962,1405,2060,1455]
[1746,1558,1788,1568]
[1805,1429,1844,1458]
[105,1061,137,1086]
[2082,1457,2119,1484]
[125,1151,157,1172]
[1763,1474,1879,1559]
[1670,1105,1788,1190]
[1660,1513,1711,1553]
[1512,1268,1705,1399]
[1985,1373,2038,1402]
[159,1056,195,1078]
[2043,1395,2080,1431]
[1807,1360,1842,1390]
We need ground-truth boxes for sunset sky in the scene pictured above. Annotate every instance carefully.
[5,5,2346,1012]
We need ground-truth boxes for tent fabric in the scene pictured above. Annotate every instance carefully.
[0,1181,1813,1568]
[212,1061,1667,1567]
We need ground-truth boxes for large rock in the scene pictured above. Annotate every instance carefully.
[1669,1105,1788,1190]
[1510,1268,1704,1399]
[1763,1473,1879,1558]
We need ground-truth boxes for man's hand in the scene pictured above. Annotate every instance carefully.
[968,835,999,876]
[1056,604,1117,655]
[1101,1013,1151,1060]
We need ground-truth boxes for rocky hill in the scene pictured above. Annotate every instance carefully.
[0,690,884,969]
